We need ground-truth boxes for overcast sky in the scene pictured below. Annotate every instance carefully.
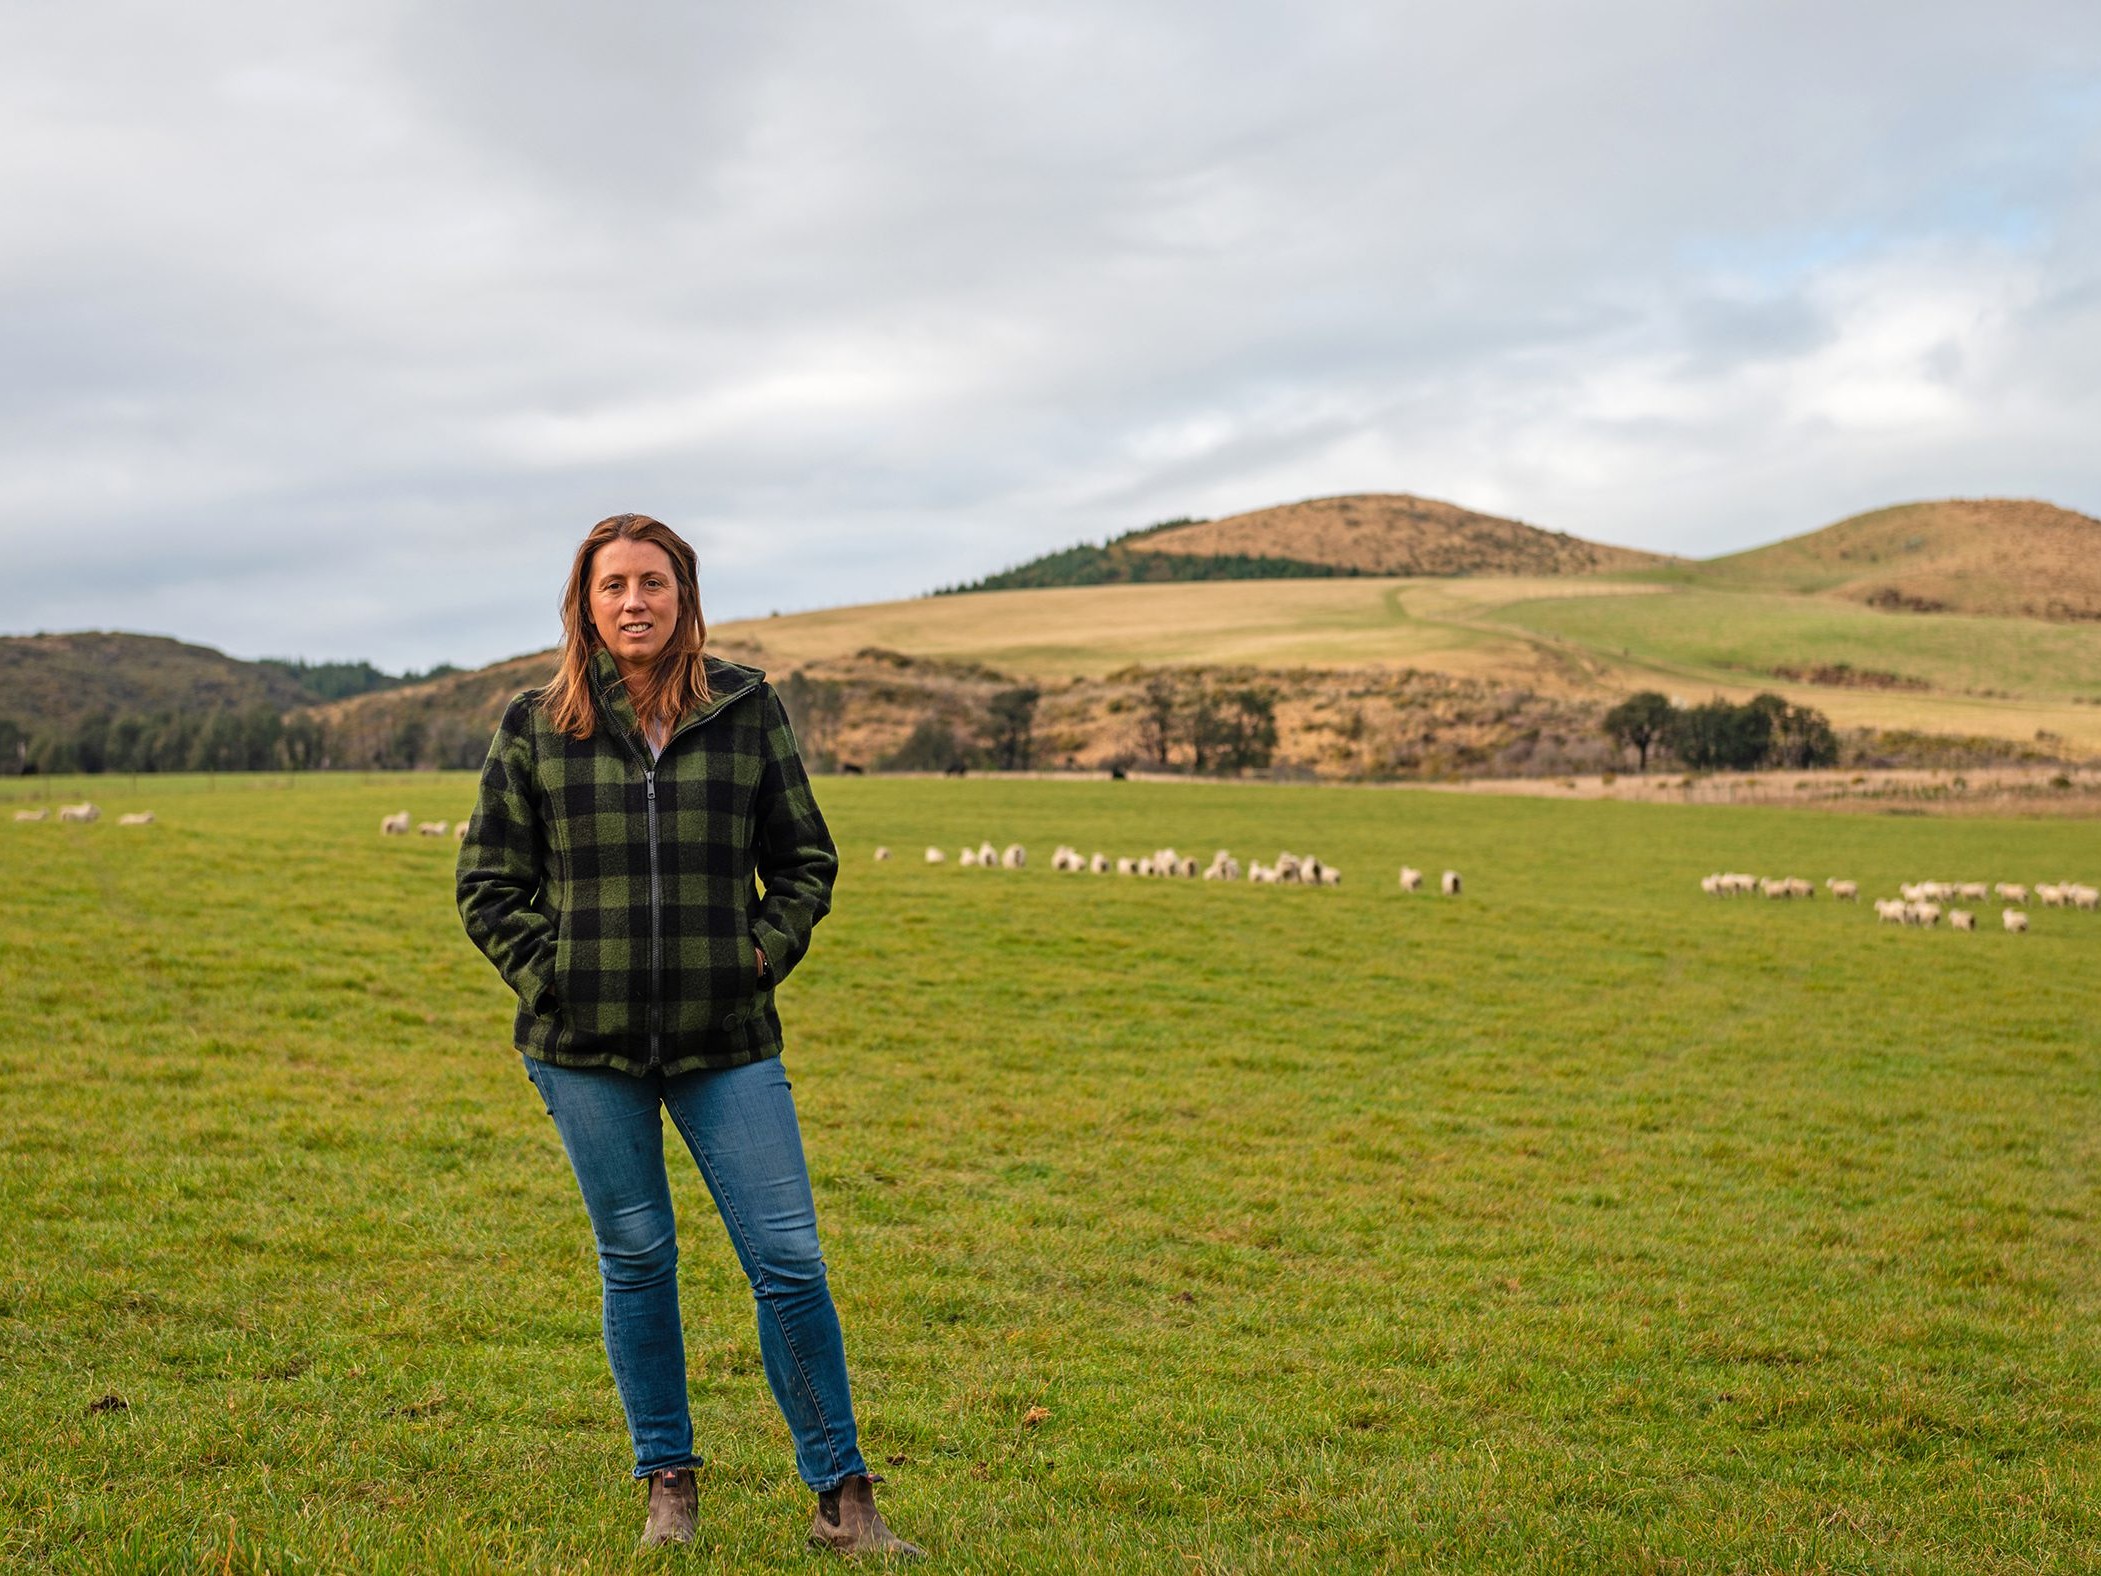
[4,3,2099,671]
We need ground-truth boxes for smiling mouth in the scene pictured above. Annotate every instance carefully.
[620,622,653,635]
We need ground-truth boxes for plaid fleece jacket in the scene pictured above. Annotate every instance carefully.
[456,649,838,1076]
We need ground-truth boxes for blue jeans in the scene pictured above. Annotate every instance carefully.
[522,1053,869,1491]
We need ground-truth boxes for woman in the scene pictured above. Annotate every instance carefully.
[456,514,921,1557]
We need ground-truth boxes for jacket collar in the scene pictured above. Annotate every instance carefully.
[587,647,766,744]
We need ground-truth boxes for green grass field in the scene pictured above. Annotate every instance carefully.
[4,773,2098,1572]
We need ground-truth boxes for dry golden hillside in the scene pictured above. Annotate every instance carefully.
[1140,493,1674,576]
[1694,498,2101,620]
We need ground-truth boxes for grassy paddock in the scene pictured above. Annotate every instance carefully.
[2,772,2097,1573]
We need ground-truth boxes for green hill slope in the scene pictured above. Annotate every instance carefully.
[1686,498,2101,620]
[0,633,314,737]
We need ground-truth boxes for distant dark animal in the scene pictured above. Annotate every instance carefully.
[839,762,865,775]
[944,762,967,777]
[1109,765,1128,780]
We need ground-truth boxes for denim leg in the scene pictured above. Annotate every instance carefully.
[522,1055,698,1478]
[661,1056,869,1493]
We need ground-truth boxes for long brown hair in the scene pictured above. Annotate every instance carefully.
[543,514,714,741]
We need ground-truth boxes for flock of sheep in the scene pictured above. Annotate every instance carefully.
[13,803,154,826]
[380,811,467,840]
[877,843,1464,894]
[1701,869,2098,934]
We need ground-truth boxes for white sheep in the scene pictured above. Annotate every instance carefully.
[454,821,469,841]
[1957,882,1988,902]
[2038,884,2066,907]
[2071,884,2099,912]
[1784,878,1813,899]
[1441,870,1462,896]
[1116,857,1136,876]
[1874,898,1906,923]
[1089,853,1109,874]
[1994,883,2027,904]
[925,846,947,864]
[959,847,978,867]
[58,803,100,823]
[1400,865,1424,893]
[2003,909,2030,933]
[1907,902,1942,928]
[1248,862,1275,884]
[1320,866,1342,886]
[417,820,449,837]
[977,841,998,867]
[117,812,155,827]
[1135,857,1155,877]
[1002,844,1026,869]
[873,846,892,861]
[381,811,411,835]
[13,809,48,822]
[1826,879,1858,901]
[1949,909,1976,931]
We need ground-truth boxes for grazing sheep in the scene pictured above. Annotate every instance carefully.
[1400,865,1424,892]
[1177,856,1198,878]
[417,821,449,837]
[925,846,947,864]
[1441,870,1462,896]
[1899,883,1925,904]
[2003,909,2030,933]
[1906,902,1942,928]
[1957,882,1988,902]
[13,809,48,822]
[2071,883,2100,911]
[1248,862,1275,884]
[977,841,998,867]
[1949,909,1976,931]
[1826,879,1858,901]
[1136,857,1156,877]
[455,821,469,841]
[873,846,892,862]
[959,847,978,867]
[1874,898,1907,923]
[58,803,100,823]
[117,812,155,826]
[1300,857,1326,885]
[1274,853,1302,883]
[1784,878,1813,899]
[1116,857,1136,876]
[381,811,411,835]
[1320,866,1342,886]
[1994,882,2027,904]
[1090,852,1109,874]
[2037,883,2066,907]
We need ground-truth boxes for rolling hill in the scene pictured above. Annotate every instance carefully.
[10,492,2101,776]
[1686,498,2101,621]
[0,632,314,737]
[1139,493,1674,576]
[948,492,1672,592]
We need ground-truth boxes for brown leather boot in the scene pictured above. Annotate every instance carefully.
[808,1473,925,1559]
[639,1466,698,1548]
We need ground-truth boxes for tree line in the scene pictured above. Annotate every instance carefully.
[1602,691,1839,772]
[0,707,327,776]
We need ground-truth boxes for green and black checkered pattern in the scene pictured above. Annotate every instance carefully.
[456,648,838,1077]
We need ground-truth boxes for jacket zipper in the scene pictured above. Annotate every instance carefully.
[644,768,662,1069]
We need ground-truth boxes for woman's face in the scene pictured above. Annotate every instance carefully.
[587,537,680,675]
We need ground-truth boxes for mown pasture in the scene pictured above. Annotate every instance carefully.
[716,578,2101,753]
[2,772,2098,1573]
